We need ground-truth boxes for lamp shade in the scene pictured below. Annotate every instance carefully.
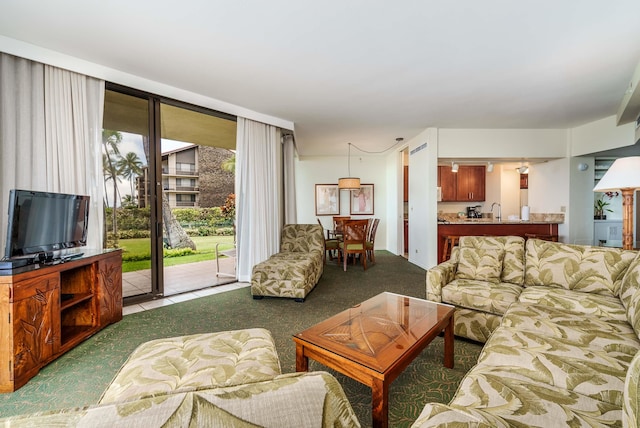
[338,177,361,190]
[593,156,640,192]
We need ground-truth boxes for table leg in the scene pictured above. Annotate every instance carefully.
[295,343,309,372]
[371,378,389,428]
[443,314,454,369]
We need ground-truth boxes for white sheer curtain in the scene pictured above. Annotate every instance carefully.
[0,53,105,252]
[235,117,283,282]
[283,133,297,224]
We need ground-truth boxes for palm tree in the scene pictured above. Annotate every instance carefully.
[102,130,123,245]
[221,153,235,174]
[117,152,144,201]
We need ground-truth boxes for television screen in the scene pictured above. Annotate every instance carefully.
[4,189,90,259]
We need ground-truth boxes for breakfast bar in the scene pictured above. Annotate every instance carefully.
[437,219,560,263]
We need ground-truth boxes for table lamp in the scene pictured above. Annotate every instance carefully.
[593,156,640,250]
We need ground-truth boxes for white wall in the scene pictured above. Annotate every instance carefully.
[570,116,635,156]
[500,166,521,219]
[294,155,388,249]
[528,158,570,240]
[408,129,439,269]
[439,129,569,158]
[570,157,597,245]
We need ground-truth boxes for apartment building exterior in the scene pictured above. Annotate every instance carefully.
[137,145,234,209]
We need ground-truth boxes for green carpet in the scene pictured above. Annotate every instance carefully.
[0,251,482,427]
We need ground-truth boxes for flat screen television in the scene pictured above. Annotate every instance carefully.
[4,189,90,261]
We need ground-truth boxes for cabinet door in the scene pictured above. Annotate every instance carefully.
[12,274,59,385]
[403,166,408,202]
[97,253,123,326]
[438,166,457,201]
[457,166,485,201]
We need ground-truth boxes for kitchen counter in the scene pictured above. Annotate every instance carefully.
[438,219,560,225]
[437,220,561,263]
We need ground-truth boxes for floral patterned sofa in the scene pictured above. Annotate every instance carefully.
[0,328,360,427]
[251,224,324,302]
[417,237,640,427]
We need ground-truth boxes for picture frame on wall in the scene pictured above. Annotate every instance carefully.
[350,184,374,215]
[315,184,340,216]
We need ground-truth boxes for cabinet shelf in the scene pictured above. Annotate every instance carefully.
[60,292,93,311]
[61,325,95,346]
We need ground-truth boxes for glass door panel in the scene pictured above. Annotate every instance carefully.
[160,102,237,296]
[103,89,155,299]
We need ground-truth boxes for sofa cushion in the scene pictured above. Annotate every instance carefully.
[445,370,622,427]
[502,302,639,350]
[478,325,639,406]
[455,244,505,283]
[517,286,628,321]
[99,329,282,404]
[524,239,636,296]
[442,279,522,316]
[499,236,526,285]
[624,350,640,428]
[280,224,324,254]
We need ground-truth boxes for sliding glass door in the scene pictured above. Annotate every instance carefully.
[103,84,237,303]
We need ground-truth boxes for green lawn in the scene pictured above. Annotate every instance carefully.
[117,236,234,273]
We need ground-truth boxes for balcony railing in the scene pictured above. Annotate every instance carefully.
[162,168,198,176]
[163,186,199,192]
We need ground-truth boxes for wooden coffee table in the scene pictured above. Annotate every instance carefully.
[293,292,454,428]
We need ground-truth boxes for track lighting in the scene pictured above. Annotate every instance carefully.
[451,162,459,173]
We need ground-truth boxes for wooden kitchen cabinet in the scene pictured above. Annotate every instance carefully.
[0,250,122,392]
[438,165,486,202]
[403,165,409,202]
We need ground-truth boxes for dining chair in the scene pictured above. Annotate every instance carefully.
[338,219,369,271]
[317,219,339,263]
[365,218,380,263]
[332,216,351,238]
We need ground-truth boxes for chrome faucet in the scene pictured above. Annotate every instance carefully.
[491,202,501,221]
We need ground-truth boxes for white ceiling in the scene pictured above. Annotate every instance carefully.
[2,1,640,156]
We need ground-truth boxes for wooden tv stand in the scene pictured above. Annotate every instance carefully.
[0,249,122,392]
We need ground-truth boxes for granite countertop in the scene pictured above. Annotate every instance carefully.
[437,212,565,225]
[438,219,562,225]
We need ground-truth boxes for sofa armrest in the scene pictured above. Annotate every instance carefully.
[426,260,457,302]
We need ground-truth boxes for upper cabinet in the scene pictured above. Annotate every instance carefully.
[438,165,486,202]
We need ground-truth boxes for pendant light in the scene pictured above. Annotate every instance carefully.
[338,143,361,190]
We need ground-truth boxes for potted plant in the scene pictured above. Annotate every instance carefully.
[594,197,612,220]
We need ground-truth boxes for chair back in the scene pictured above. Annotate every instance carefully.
[368,218,380,243]
[342,219,368,246]
[333,216,351,234]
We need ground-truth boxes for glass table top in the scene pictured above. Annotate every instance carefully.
[294,292,454,373]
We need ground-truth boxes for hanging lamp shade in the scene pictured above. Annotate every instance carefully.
[338,177,361,190]
[338,143,360,190]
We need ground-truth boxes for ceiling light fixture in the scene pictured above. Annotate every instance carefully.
[517,165,529,174]
[487,162,494,173]
[338,143,361,190]
[451,162,459,173]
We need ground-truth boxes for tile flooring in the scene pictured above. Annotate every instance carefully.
[123,256,237,298]
[123,281,250,315]
[123,256,246,315]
